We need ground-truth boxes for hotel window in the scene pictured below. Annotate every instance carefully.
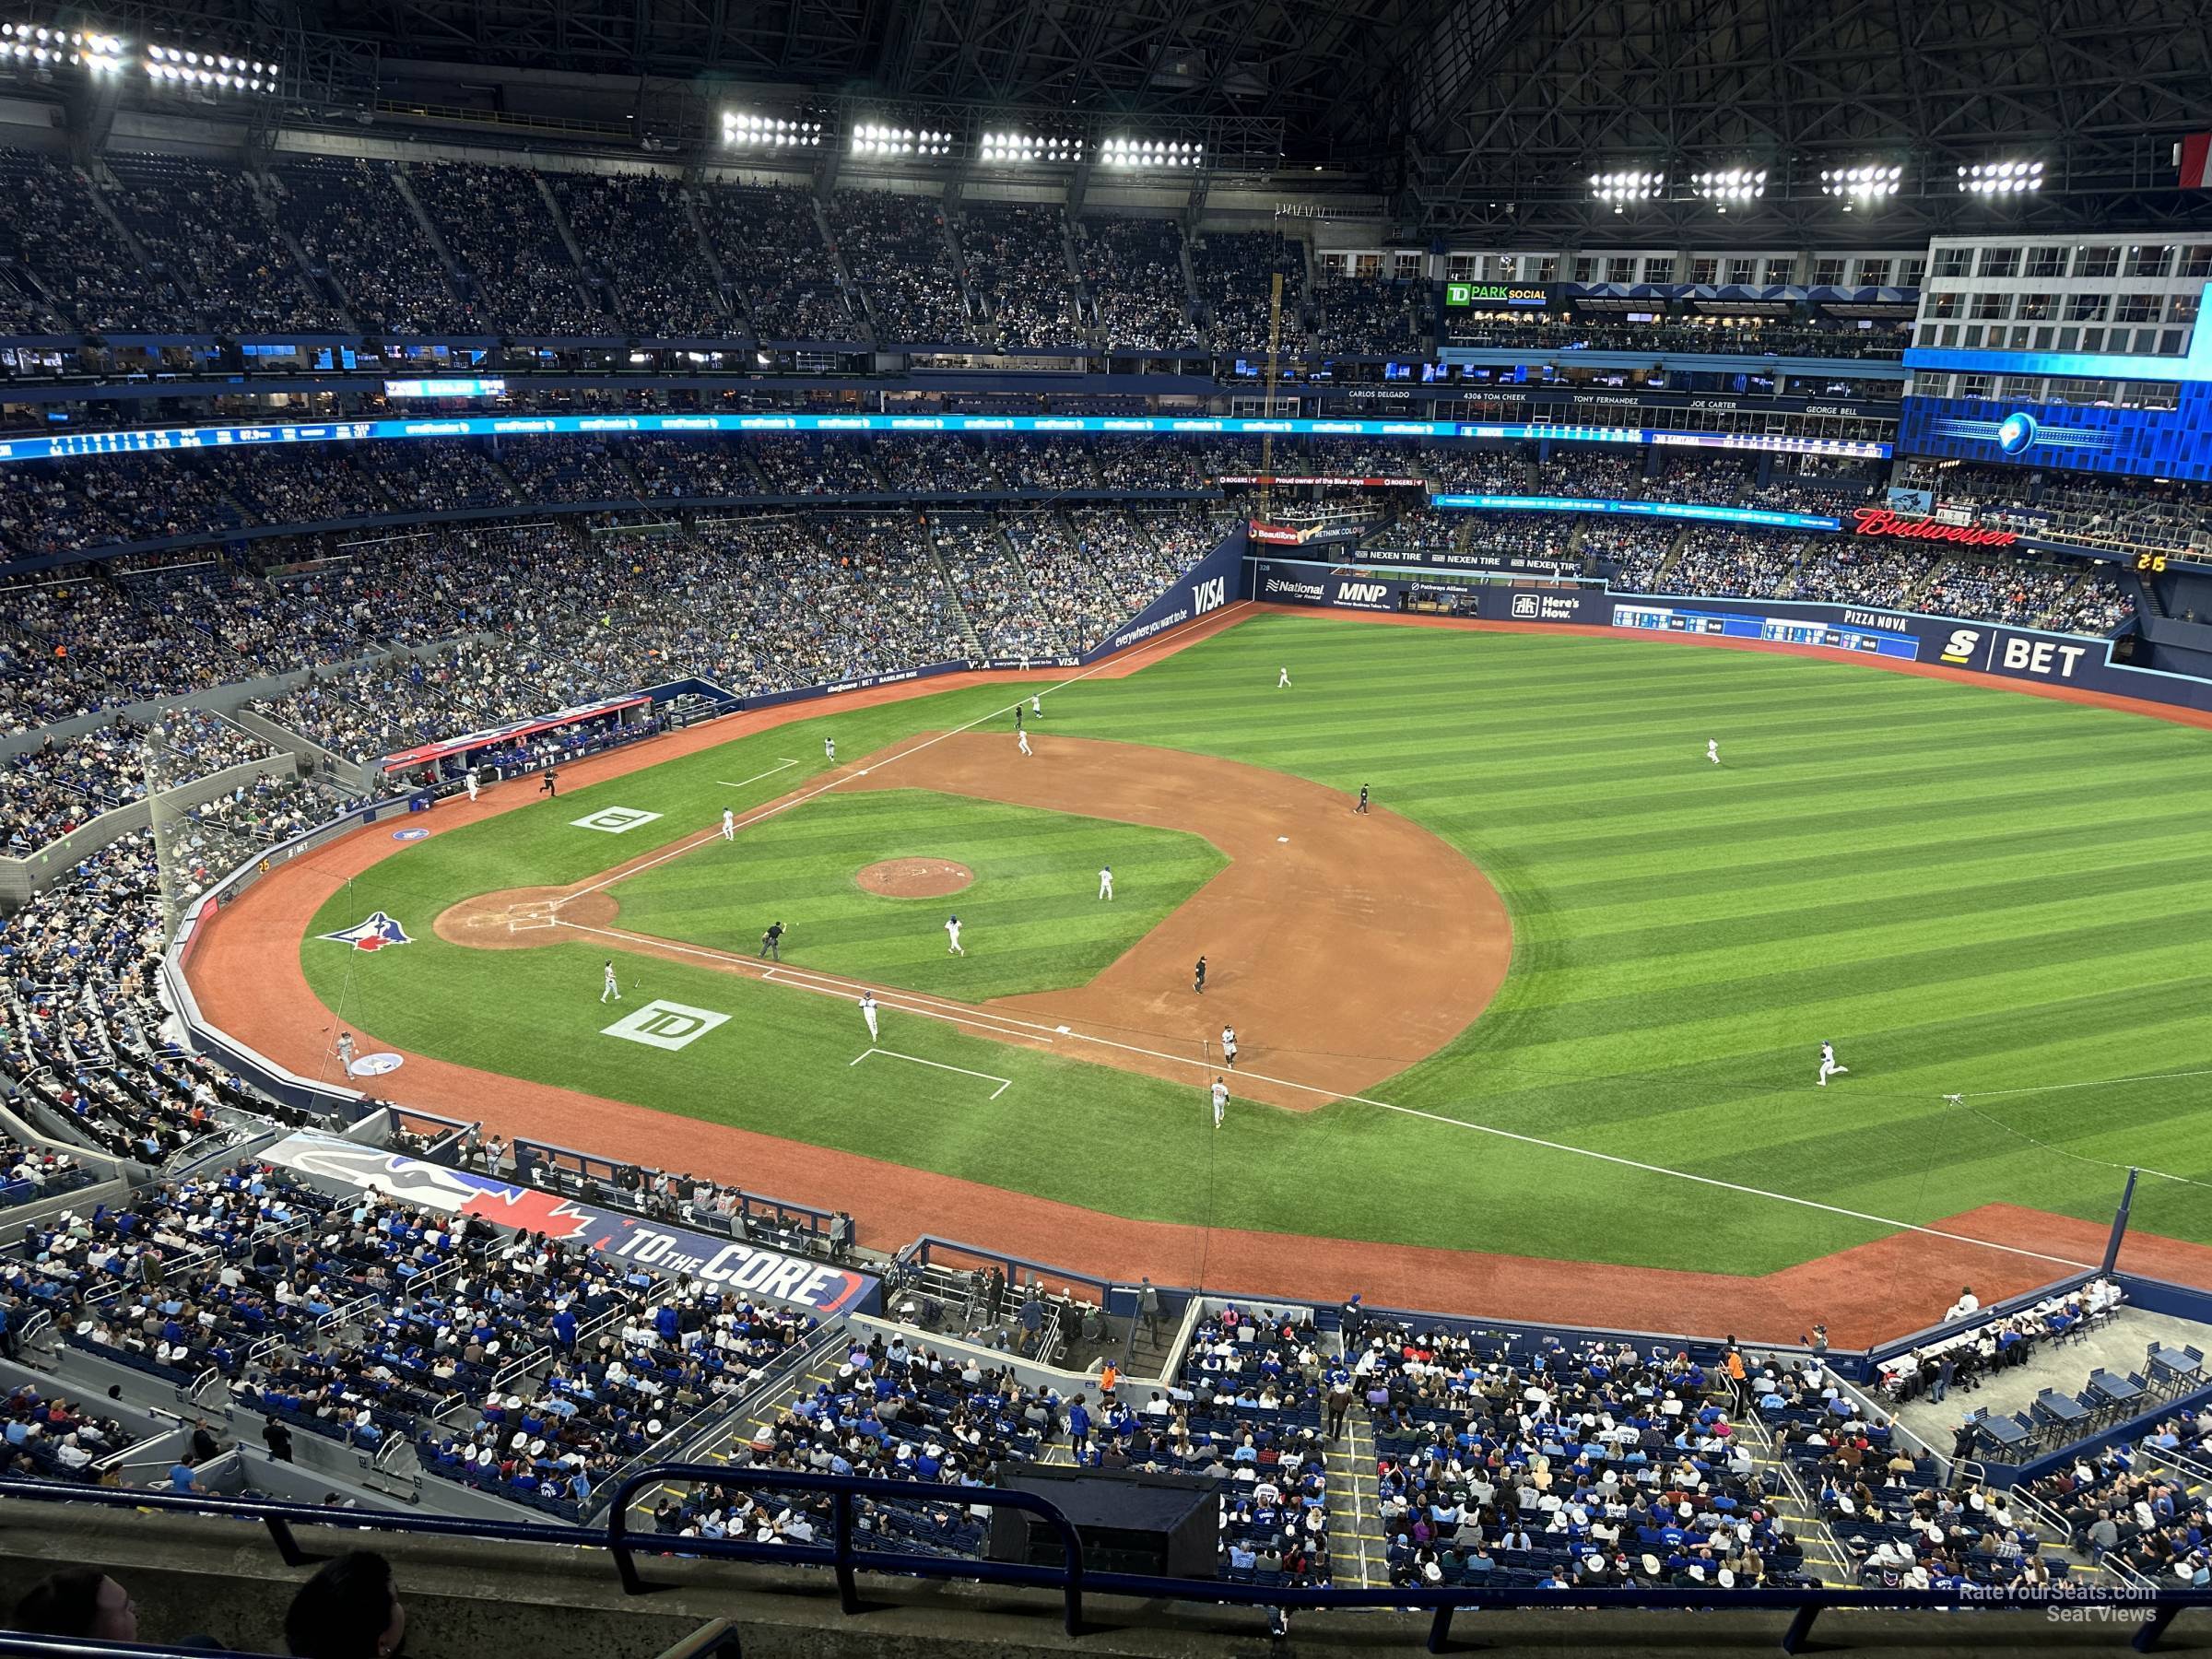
[2016,292,2054,321]
[1958,374,1994,399]
[1977,246,2020,277]
[1924,291,1960,319]
[2167,292,2199,324]
[1529,255,1558,282]
[1641,256,1675,282]
[2076,245,2120,278]
[2126,244,2173,277]
[1971,292,2009,321]
[1689,256,1718,284]
[1855,257,1892,286]
[1936,247,1971,278]
[1762,256,1794,284]
[2066,293,2109,323]
[1811,257,1846,284]
[2183,245,2212,279]
[1606,256,1636,283]
[2114,293,2160,324]
[1899,257,1926,287]
[2026,246,2067,278]
[1572,255,1597,283]
[1726,257,1756,285]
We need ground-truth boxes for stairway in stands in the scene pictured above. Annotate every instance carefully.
[1327,1408,1385,1588]
[1735,1410,1857,1586]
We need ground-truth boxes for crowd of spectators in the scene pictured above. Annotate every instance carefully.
[411,162,606,336]
[1193,232,1308,358]
[280,156,483,336]
[960,204,1085,350]
[698,183,857,342]
[0,147,174,334]
[102,152,343,337]
[2030,1409,2212,1585]
[1354,1317,1814,1592]
[830,190,976,346]
[1078,217,1197,352]
[1441,312,1910,359]
[1313,278,1413,357]
[1648,527,1812,599]
[550,173,725,339]
[932,515,1065,659]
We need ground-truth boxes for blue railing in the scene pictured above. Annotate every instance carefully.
[1,1470,2208,1653]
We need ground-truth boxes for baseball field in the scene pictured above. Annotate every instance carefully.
[274,609,2212,1283]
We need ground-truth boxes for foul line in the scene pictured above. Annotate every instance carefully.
[717,758,801,789]
[850,1046,1012,1100]
[558,601,1257,908]
[557,923,2100,1276]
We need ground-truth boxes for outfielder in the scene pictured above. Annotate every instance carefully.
[1211,1077,1229,1129]
[1220,1025,1238,1069]
[860,993,879,1041]
[825,735,836,762]
[1098,865,1113,900]
[946,915,964,955]
[721,806,735,841]
[1818,1041,1850,1088]
[1708,738,1721,766]
[601,960,620,1003]
[464,768,479,803]
[1278,667,1291,688]
[1018,727,1032,757]
[1030,693,1042,719]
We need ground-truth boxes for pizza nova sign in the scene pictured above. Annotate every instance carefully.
[1850,506,2018,547]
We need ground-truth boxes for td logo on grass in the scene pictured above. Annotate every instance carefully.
[571,806,664,834]
[602,1000,730,1051]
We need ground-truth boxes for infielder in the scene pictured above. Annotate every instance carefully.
[859,992,879,1041]
[825,735,836,762]
[1211,1077,1229,1129]
[1278,667,1291,688]
[601,960,620,1003]
[1220,1025,1238,1069]
[721,806,735,841]
[946,914,964,955]
[464,768,479,803]
[335,1030,357,1074]
[1818,1041,1850,1088]
[1018,727,1032,757]
[1098,865,1113,900]
[1030,693,1042,718]
[1708,738,1721,765]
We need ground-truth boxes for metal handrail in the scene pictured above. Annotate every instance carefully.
[0,1469,2206,1654]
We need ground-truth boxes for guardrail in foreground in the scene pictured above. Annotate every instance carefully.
[0,1471,2206,1653]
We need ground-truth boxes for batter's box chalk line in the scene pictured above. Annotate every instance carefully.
[508,901,557,933]
[848,1046,1012,1100]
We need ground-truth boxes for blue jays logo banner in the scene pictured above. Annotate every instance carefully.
[260,1134,876,1315]
[321,912,413,952]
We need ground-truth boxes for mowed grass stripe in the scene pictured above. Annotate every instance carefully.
[300,611,2212,1274]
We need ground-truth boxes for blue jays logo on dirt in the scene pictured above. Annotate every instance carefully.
[321,912,413,952]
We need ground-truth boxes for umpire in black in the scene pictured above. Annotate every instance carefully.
[759,921,785,960]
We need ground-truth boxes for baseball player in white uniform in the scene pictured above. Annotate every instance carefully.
[824,735,835,762]
[1818,1041,1849,1087]
[1098,865,1113,900]
[1030,694,1041,718]
[464,768,479,803]
[859,993,879,1041]
[1220,1026,1238,1069]
[1018,727,1032,757]
[601,961,621,1003]
[1211,1077,1229,1128]
[1707,738,1721,765]
[721,806,735,841]
[945,915,964,955]
[335,1031,357,1074]
[1278,667,1291,688]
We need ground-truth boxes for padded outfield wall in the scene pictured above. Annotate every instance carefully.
[1249,555,2212,712]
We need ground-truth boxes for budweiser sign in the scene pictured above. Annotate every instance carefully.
[1851,507,2018,547]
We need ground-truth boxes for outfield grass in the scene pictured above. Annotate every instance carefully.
[299,614,2212,1273]
[608,788,1227,999]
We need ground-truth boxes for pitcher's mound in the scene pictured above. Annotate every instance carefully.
[857,858,974,898]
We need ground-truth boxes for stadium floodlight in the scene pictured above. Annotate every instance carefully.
[141,40,276,92]
[850,123,952,158]
[3,22,124,69]
[1690,168,1766,212]
[1820,163,1903,207]
[978,130,1082,165]
[1589,170,1665,209]
[1098,136,1204,170]
[722,112,822,149]
[1959,159,2044,194]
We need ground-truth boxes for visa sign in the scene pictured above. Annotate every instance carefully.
[1192,575,1229,614]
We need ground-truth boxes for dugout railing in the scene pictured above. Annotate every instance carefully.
[0,1470,2204,1655]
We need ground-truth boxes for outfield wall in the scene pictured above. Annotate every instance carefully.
[1249,556,2212,712]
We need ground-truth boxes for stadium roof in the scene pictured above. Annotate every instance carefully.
[59,0,2212,236]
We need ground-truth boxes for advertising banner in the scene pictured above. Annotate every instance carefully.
[260,1132,878,1314]
[1081,527,1248,662]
